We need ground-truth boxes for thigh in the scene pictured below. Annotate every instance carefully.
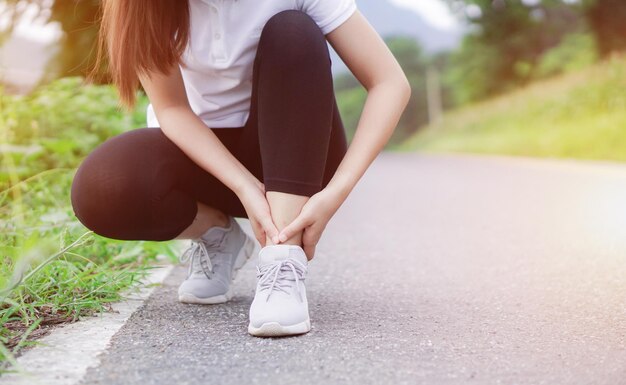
[71,127,207,239]
[90,126,260,221]
[89,127,205,198]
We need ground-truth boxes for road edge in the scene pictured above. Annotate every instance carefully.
[0,264,175,385]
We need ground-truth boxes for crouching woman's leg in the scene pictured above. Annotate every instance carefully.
[70,127,221,241]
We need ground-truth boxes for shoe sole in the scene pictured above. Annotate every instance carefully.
[178,232,258,305]
[247,318,311,337]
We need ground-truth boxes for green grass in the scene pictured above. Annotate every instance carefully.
[0,78,180,372]
[0,163,181,373]
[400,55,626,162]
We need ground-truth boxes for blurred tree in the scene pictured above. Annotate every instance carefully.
[584,0,626,56]
[535,32,597,78]
[443,0,584,103]
[0,0,106,84]
[0,0,47,45]
[44,0,105,82]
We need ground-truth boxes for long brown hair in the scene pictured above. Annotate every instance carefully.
[92,0,190,109]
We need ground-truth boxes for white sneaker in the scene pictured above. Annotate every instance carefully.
[248,244,311,337]
[178,216,257,304]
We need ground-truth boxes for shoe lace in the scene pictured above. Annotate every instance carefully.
[256,258,307,302]
[180,238,221,279]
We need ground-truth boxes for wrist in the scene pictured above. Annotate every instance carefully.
[232,174,257,197]
[324,177,353,202]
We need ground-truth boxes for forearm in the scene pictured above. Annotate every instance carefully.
[326,79,411,200]
[157,106,257,195]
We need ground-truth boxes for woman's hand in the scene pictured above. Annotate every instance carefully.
[276,187,346,260]
[237,180,280,247]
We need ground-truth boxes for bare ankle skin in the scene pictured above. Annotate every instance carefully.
[174,202,229,240]
[264,191,308,247]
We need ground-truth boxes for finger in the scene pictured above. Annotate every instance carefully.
[303,242,316,261]
[250,219,266,247]
[278,214,310,243]
[302,228,318,260]
[259,233,266,247]
[260,216,280,244]
[254,229,265,247]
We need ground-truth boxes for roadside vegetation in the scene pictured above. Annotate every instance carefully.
[400,55,626,161]
[335,0,626,158]
[0,78,179,371]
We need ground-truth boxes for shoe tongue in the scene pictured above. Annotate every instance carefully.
[258,245,307,266]
[200,230,225,246]
[200,219,232,244]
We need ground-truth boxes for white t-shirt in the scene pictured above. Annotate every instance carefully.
[146,0,357,128]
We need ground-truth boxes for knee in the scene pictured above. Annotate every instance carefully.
[70,153,128,238]
[70,132,151,238]
[70,155,109,236]
[259,10,330,66]
[264,10,321,36]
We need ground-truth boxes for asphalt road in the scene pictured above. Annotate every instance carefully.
[80,153,626,385]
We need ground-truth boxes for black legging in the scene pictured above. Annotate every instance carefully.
[70,10,348,242]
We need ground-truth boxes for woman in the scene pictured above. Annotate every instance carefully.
[70,0,410,337]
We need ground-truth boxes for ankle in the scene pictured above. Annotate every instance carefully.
[211,210,230,228]
[265,233,302,246]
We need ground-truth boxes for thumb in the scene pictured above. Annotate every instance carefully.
[249,219,266,247]
[260,216,280,244]
[303,242,315,261]
[278,214,309,243]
